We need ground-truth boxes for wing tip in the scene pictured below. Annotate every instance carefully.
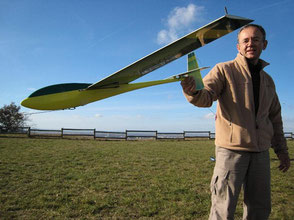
[225,14,254,23]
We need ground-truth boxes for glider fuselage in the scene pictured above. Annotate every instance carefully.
[21,78,180,110]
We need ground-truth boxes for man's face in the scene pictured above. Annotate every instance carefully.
[237,26,267,64]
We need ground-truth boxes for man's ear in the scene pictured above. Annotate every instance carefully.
[263,40,268,50]
[237,43,240,52]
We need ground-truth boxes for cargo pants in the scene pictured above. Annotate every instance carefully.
[209,146,271,220]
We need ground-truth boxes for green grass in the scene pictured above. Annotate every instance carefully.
[0,138,293,219]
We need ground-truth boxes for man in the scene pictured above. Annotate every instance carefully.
[181,24,290,219]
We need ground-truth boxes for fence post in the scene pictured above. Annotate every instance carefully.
[27,127,31,138]
[93,129,96,140]
[61,128,64,138]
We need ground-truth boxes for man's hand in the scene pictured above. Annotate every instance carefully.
[181,76,196,96]
[278,153,290,172]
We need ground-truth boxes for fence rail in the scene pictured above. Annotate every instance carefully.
[0,127,293,141]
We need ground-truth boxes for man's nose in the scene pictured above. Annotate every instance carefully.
[247,39,253,46]
[247,38,255,46]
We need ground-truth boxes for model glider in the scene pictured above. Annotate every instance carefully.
[21,14,253,110]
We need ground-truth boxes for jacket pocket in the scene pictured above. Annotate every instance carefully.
[258,118,274,141]
[215,115,233,144]
[229,120,233,143]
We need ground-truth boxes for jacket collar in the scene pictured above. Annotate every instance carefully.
[236,53,269,71]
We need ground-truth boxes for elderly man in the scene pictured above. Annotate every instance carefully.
[181,24,290,219]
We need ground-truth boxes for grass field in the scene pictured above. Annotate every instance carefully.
[0,138,293,219]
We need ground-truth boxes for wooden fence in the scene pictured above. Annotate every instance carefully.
[1,127,293,141]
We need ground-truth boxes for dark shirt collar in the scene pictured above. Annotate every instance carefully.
[246,58,262,75]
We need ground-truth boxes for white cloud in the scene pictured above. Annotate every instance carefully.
[94,113,103,118]
[204,112,215,119]
[283,116,294,132]
[157,4,205,45]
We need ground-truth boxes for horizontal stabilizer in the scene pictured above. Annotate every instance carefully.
[167,67,209,80]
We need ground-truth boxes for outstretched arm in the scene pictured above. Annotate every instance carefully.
[181,64,225,107]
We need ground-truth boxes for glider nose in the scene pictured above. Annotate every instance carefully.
[21,97,35,109]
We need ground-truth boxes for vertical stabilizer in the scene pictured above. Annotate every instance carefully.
[188,52,204,90]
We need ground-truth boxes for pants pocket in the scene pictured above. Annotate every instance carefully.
[211,168,230,201]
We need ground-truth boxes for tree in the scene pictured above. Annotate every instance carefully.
[0,102,27,132]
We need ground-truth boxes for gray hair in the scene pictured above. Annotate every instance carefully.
[238,24,266,43]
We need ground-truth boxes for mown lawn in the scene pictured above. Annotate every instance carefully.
[0,138,293,219]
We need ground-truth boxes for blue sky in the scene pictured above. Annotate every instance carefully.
[1,0,293,132]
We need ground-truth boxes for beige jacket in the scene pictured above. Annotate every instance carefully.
[185,53,288,154]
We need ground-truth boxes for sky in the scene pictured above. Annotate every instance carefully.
[1,0,293,132]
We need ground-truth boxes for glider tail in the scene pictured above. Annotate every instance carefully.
[167,52,207,90]
[187,52,204,90]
